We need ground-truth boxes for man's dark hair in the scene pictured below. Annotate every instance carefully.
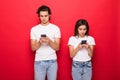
[36,5,51,16]
[74,19,89,36]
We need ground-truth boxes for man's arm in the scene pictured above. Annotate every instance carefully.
[45,37,60,51]
[31,37,60,51]
[49,38,60,51]
[30,39,41,52]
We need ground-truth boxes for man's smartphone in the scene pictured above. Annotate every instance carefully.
[81,40,87,44]
[41,34,46,37]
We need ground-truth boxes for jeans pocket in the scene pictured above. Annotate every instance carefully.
[50,60,56,63]
[86,61,92,68]
[72,61,79,68]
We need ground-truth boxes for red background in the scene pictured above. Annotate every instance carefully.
[0,0,120,80]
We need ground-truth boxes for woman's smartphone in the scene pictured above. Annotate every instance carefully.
[81,40,87,44]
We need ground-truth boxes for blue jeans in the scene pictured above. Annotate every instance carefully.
[72,61,92,80]
[34,60,57,80]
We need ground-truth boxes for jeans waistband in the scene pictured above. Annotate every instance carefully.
[35,59,57,62]
[73,60,91,62]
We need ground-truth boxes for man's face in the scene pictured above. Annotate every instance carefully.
[39,11,50,24]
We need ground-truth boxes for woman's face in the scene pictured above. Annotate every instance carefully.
[78,25,87,37]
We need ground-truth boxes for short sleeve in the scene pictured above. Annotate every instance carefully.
[55,26,61,38]
[30,28,37,40]
[68,36,75,46]
[88,36,96,45]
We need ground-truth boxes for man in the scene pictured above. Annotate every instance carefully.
[30,5,61,80]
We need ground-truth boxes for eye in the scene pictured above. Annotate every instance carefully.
[78,27,81,30]
[45,15,48,17]
[40,15,43,17]
[84,28,87,30]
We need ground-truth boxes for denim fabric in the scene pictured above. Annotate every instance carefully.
[34,60,57,80]
[72,61,92,80]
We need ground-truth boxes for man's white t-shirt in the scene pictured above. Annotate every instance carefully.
[68,36,95,61]
[30,23,61,61]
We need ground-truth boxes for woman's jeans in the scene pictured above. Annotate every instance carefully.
[34,60,57,80]
[72,61,92,80]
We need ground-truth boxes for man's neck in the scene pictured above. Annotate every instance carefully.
[41,22,50,26]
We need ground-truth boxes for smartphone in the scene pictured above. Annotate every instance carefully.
[81,40,87,44]
[41,34,46,37]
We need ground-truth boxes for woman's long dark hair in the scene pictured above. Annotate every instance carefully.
[74,19,89,36]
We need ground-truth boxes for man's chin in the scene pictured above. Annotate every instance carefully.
[41,22,49,25]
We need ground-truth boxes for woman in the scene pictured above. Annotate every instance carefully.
[68,19,95,80]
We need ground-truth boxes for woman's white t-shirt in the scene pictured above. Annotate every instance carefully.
[68,36,95,61]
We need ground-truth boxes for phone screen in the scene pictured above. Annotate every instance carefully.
[81,40,87,44]
[41,34,46,37]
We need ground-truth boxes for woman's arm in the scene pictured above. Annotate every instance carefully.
[68,44,83,58]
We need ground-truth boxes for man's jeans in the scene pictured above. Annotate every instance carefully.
[72,61,92,80]
[34,60,57,80]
